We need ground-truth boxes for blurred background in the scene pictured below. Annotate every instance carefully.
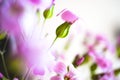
[0,0,120,80]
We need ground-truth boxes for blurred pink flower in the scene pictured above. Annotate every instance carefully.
[95,34,115,53]
[0,72,3,79]
[29,0,55,10]
[0,0,24,36]
[89,51,112,71]
[100,72,115,80]
[95,55,112,70]
[53,62,79,80]
[17,39,55,76]
[13,77,19,80]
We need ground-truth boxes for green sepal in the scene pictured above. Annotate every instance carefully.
[56,22,71,38]
[43,5,55,19]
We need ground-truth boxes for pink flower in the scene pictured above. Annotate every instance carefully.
[95,55,112,70]
[95,34,115,53]
[29,0,55,10]
[53,63,79,80]
[0,72,3,79]
[64,65,79,80]
[17,39,55,76]
[89,51,112,70]
[100,72,115,80]
[0,0,24,36]
[13,77,19,80]
[58,10,78,24]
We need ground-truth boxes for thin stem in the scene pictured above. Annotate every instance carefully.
[49,37,58,49]
[2,36,9,52]
[22,67,31,80]
[0,51,10,79]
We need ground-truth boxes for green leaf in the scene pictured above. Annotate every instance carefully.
[43,5,55,19]
[0,32,6,40]
[56,22,71,38]
[114,68,120,76]
[90,63,97,74]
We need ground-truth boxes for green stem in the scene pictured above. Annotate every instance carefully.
[0,51,10,79]
[2,37,9,52]
[49,37,58,49]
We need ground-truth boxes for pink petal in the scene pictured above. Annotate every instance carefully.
[54,62,66,75]
[50,75,63,80]
[61,10,78,24]
[33,67,45,75]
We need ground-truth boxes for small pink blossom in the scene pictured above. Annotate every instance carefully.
[58,10,78,24]
[95,56,112,70]
[95,34,115,53]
